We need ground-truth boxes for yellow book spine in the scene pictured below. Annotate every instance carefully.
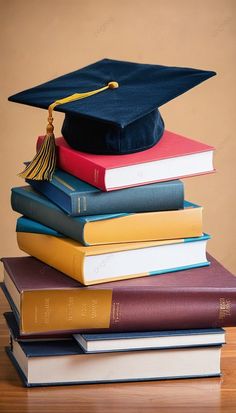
[20,289,113,334]
[17,232,85,284]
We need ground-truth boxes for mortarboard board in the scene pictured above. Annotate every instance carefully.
[8,58,216,181]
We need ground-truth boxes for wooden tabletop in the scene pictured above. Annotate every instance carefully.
[1,289,236,413]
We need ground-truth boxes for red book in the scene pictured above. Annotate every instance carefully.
[2,254,235,335]
[37,130,215,191]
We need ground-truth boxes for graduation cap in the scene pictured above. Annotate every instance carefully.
[9,58,216,181]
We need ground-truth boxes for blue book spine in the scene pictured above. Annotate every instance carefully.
[16,217,63,237]
[11,187,86,244]
[27,172,184,216]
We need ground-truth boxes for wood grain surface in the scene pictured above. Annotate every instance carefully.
[1,288,236,413]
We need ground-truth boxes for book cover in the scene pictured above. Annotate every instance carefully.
[12,186,203,245]
[37,130,214,191]
[2,254,235,335]
[27,170,184,216]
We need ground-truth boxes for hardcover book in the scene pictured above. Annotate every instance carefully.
[73,329,225,353]
[27,170,184,216]
[2,254,235,335]
[12,187,203,245]
[16,229,210,285]
[7,334,222,386]
[37,130,215,191]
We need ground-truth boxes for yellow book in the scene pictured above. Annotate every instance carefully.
[84,202,202,245]
[17,232,210,286]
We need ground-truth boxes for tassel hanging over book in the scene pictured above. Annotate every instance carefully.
[18,81,119,181]
[18,120,57,181]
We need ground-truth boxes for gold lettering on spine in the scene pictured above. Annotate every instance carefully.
[82,196,87,211]
[91,299,98,319]
[43,298,50,324]
[94,169,99,183]
[67,296,74,321]
[80,299,98,319]
[77,197,81,213]
[112,302,121,324]
[34,306,38,324]
[21,290,113,333]
[219,298,232,320]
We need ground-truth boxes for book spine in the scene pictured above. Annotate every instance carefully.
[37,137,107,191]
[16,217,63,237]
[29,179,184,217]
[20,286,236,334]
[17,232,86,285]
[11,188,85,244]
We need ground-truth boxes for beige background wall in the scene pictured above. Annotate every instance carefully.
[1,0,235,278]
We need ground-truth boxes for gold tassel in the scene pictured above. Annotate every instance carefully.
[18,114,57,181]
[18,81,119,181]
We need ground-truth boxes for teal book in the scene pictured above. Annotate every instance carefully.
[12,186,203,246]
[26,170,184,216]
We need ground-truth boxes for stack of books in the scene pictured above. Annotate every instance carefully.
[2,129,236,387]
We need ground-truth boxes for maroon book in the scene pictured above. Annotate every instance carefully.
[1,255,236,335]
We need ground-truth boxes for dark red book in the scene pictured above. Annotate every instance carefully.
[1,255,235,335]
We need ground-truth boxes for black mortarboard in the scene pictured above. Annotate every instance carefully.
[9,58,216,180]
